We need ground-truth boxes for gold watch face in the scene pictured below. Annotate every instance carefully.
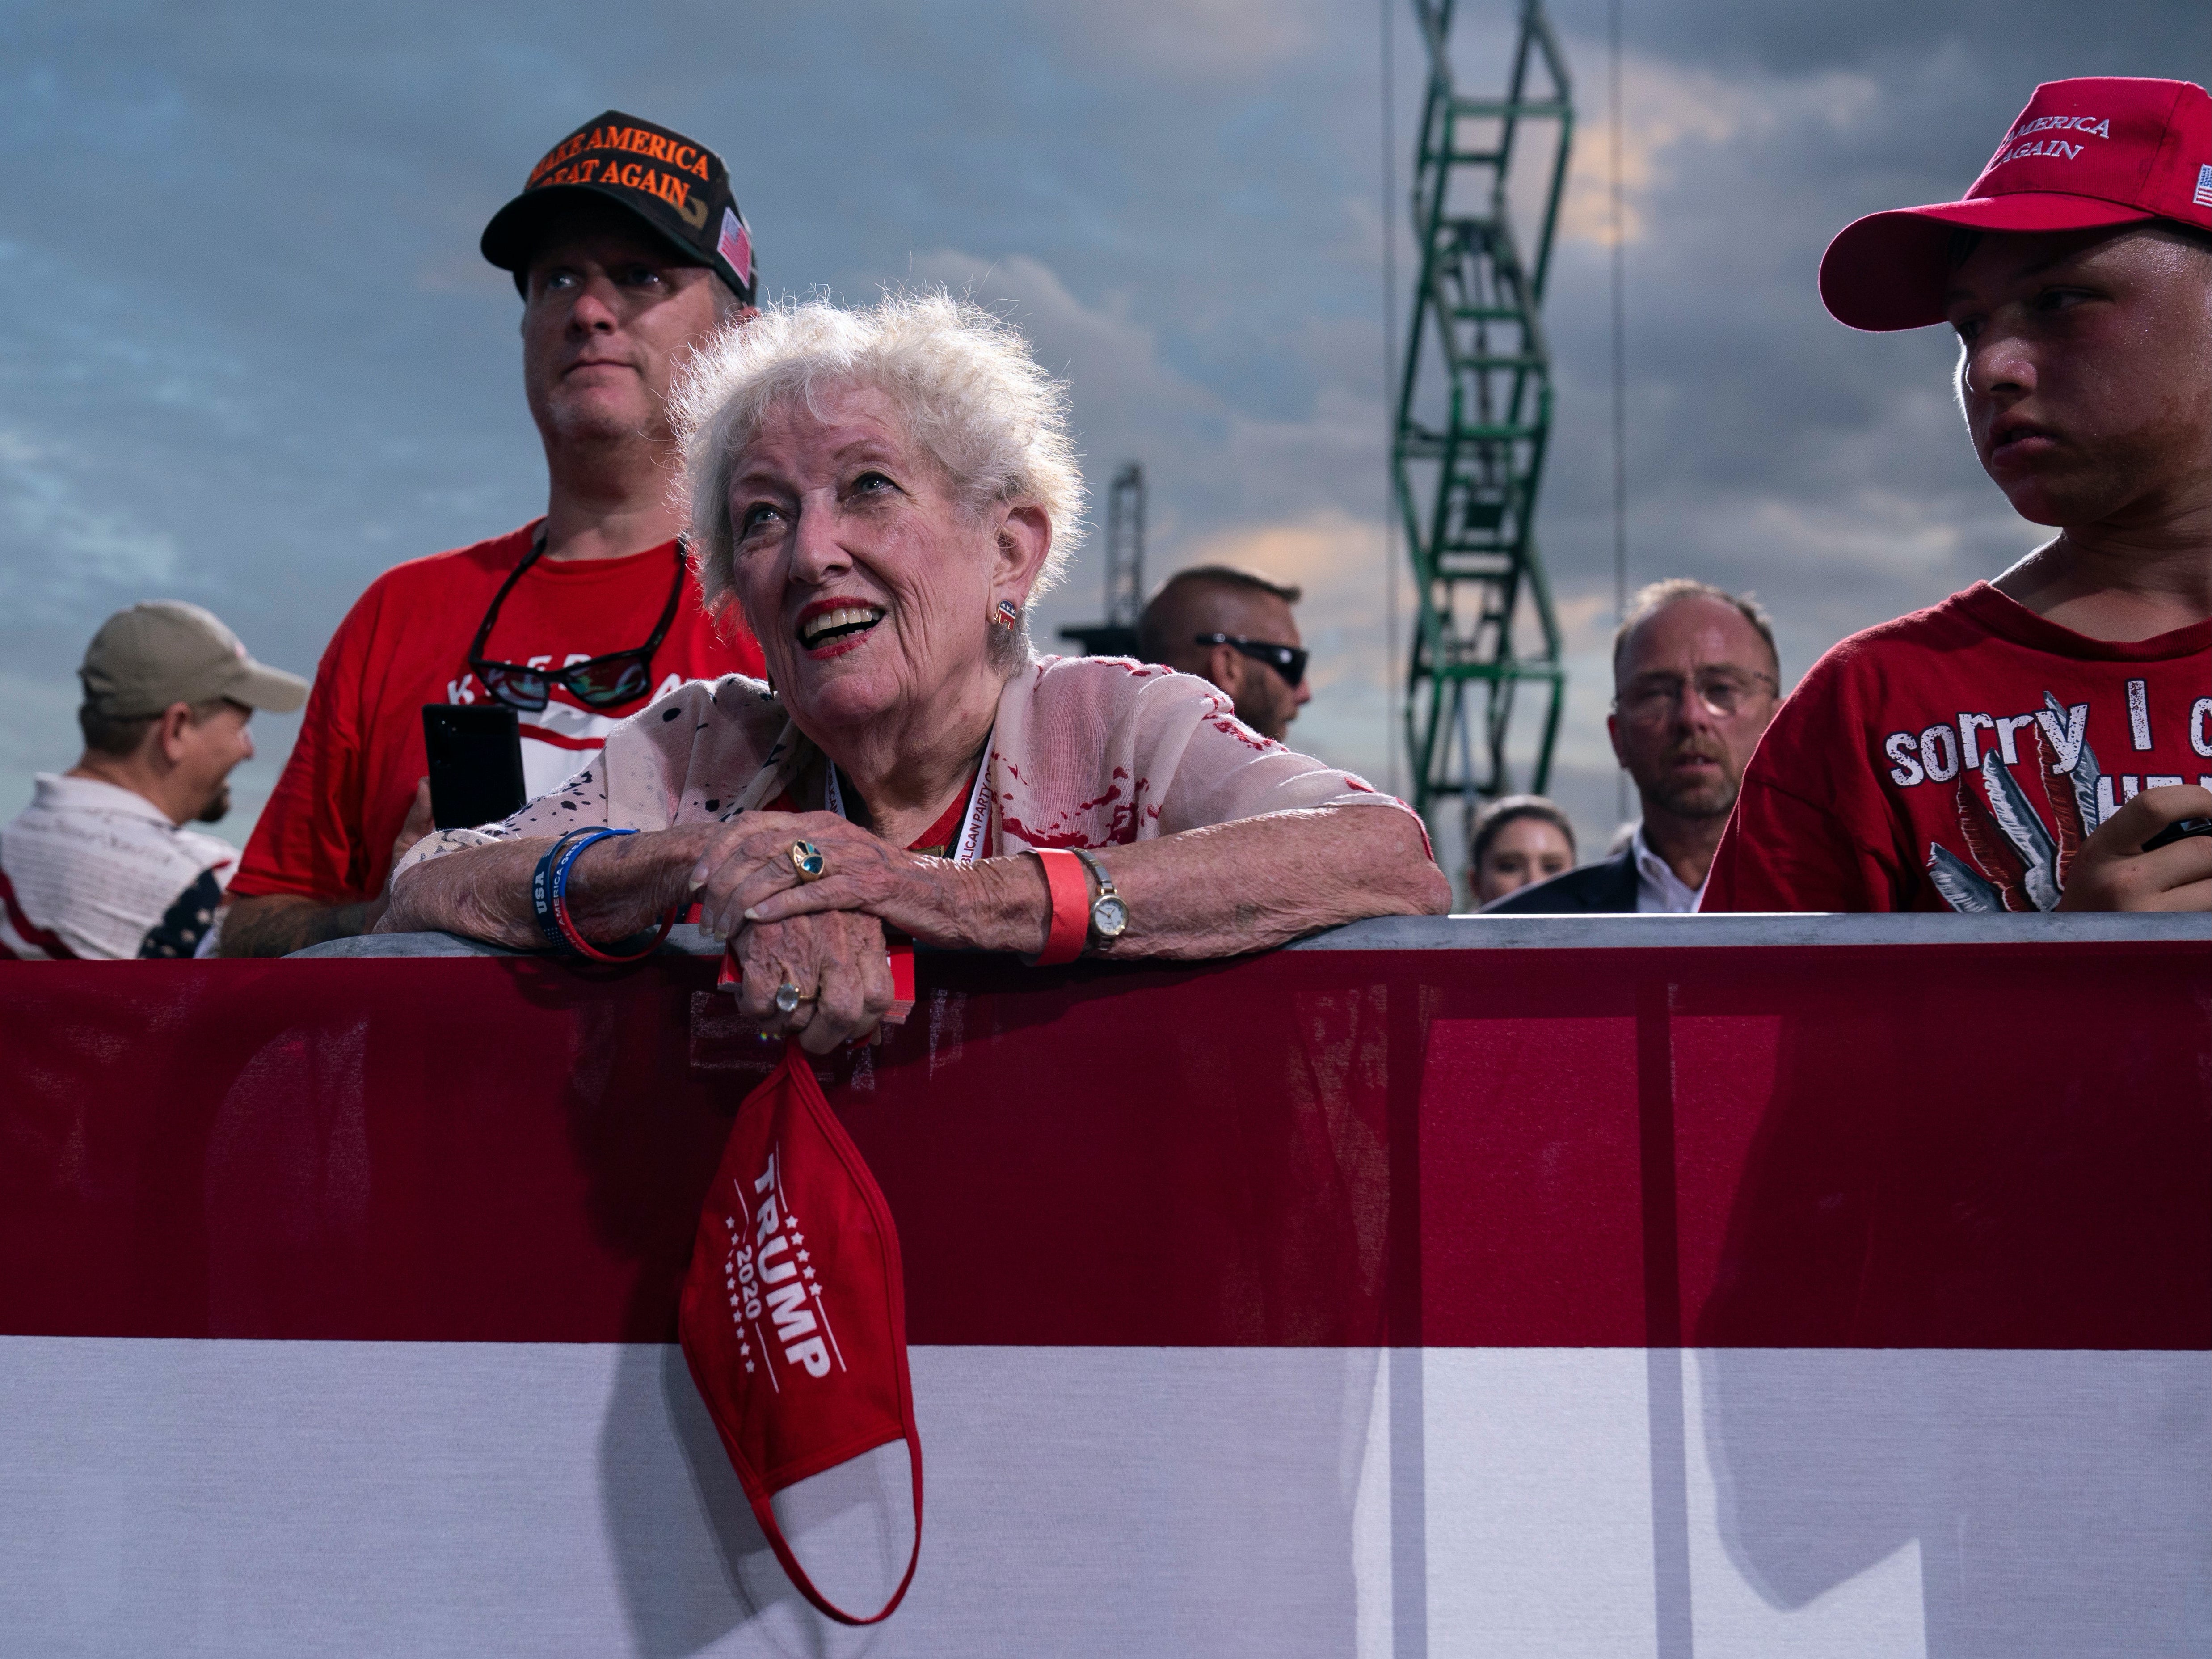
[1092,894,1129,939]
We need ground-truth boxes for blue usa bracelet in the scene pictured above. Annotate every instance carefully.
[530,826,630,953]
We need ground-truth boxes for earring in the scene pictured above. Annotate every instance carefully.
[992,599,1020,629]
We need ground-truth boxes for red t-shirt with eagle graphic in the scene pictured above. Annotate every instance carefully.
[1702,583,2211,913]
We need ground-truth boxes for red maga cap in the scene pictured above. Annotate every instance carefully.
[1819,77,2211,332]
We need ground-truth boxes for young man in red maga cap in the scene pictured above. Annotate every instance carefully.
[222,113,769,956]
[1702,77,2211,915]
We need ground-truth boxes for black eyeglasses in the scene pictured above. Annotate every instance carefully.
[1195,633,1308,689]
[469,534,687,713]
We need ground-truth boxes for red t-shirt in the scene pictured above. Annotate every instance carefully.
[1702,583,2212,913]
[765,766,981,857]
[233,522,766,903]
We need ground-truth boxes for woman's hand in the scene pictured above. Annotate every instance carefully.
[691,810,995,946]
[2056,784,2212,912]
[730,910,897,1053]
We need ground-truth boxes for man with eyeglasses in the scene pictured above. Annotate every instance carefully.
[1486,579,1781,914]
[1135,566,1313,743]
[221,112,768,957]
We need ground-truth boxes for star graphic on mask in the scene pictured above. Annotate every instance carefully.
[796,1249,810,1264]
[745,1361,755,1374]
[789,1230,803,1246]
[802,1265,816,1281]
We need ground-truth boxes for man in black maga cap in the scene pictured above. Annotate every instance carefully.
[480,113,758,304]
[224,112,769,956]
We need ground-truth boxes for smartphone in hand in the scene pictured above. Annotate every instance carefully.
[421,704,527,831]
[2140,817,2212,854]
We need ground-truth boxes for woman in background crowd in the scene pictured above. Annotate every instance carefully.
[382,292,1449,1043]
[1467,795,1576,907]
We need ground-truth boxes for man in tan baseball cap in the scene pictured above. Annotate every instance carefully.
[0,603,308,959]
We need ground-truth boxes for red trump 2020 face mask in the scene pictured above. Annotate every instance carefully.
[677,1040,923,1625]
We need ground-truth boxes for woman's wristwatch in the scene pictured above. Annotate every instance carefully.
[1069,847,1128,945]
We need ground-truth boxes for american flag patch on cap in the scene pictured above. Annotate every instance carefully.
[717,207,753,287]
[2195,163,2212,207]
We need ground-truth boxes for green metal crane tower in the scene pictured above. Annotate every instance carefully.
[1394,0,1573,817]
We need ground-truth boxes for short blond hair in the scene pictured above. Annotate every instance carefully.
[674,291,1087,616]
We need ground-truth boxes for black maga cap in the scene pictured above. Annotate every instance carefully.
[480,110,756,303]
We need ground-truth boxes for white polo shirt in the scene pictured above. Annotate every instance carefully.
[0,774,236,960]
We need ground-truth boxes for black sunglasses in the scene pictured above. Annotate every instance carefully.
[1194,633,1307,689]
[469,535,687,713]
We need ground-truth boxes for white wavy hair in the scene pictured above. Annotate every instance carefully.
[675,291,1087,620]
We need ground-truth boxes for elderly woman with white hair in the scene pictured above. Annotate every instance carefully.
[382,293,1449,1047]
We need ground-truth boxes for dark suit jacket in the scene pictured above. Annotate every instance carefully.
[1478,847,1640,914]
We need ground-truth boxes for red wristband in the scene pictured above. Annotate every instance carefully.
[1031,848,1089,966]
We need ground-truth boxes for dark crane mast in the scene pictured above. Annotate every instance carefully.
[1394,0,1572,814]
[1059,462,1147,659]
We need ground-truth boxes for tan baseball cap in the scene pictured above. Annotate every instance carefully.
[78,601,309,718]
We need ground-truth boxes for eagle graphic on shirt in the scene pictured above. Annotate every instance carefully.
[1926,691,2103,914]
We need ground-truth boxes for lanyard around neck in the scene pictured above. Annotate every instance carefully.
[823,738,993,866]
[468,527,687,686]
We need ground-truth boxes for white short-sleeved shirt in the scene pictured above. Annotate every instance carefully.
[0,774,236,960]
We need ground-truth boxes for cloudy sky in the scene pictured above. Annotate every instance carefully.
[2,0,2204,884]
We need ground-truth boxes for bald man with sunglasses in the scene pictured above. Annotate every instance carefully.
[222,112,767,956]
[1136,566,1313,743]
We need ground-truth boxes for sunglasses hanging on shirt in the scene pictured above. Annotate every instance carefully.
[1193,632,1308,690]
[468,532,688,713]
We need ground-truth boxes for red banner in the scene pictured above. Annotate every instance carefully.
[3,936,2204,1351]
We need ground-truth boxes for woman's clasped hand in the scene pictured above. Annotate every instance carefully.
[687,808,987,1049]
[689,809,961,941]
[378,292,1451,1051]
[721,901,899,1051]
